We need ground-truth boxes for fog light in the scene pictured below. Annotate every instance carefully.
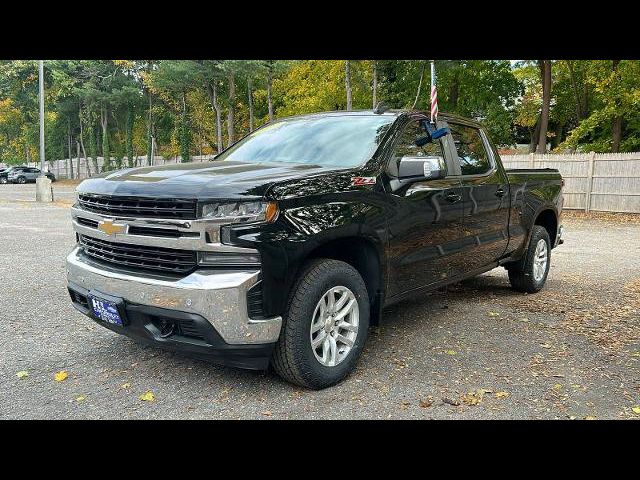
[198,251,261,267]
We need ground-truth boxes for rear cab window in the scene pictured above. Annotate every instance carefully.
[449,123,492,176]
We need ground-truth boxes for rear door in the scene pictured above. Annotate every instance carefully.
[448,121,510,272]
[29,168,40,180]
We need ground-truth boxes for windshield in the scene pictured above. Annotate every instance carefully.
[216,115,394,168]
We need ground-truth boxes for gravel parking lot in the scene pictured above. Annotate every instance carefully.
[1,184,639,419]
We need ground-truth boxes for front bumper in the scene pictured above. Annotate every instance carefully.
[66,246,282,368]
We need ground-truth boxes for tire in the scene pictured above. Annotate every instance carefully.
[0,177,6,184]
[508,225,551,293]
[272,258,370,389]
[17,176,26,184]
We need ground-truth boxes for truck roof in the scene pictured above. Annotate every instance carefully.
[276,109,483,128]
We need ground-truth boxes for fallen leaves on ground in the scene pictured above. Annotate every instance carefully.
[444,349,457,355]
[495,391,510,399]
[632,406,640,415]
[442,397,460,406]
[461,388,493,406]
[584,415,597,420]
[562,210,640,225]
[54,371,68,382]
[120,383,131,389]
[139,391,155,402]
[262,411,273,417]
[75,395,86,402]
[16,371,29,379]
[487,311,500,317]
[419,396,434,408]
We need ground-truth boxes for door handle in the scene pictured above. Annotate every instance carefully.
[495,188,506,197]
[445,192,462,203]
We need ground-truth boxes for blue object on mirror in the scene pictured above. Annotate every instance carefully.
[422,120,449,140]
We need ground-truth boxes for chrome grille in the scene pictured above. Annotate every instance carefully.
[79,234,197,275]
[78,194,197,220]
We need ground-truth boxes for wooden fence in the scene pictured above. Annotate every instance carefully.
[501,152,640,213]
[17,151,640,214]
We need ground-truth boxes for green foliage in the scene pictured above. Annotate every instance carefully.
[1,59,640,169]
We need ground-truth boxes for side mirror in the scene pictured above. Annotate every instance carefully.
[398,155,446,182]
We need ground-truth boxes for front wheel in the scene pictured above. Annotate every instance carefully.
[508,225,551,293]
[17,176,26,184]
[0,177,7,184]
[272,259,370,389]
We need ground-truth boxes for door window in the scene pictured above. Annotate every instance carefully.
[390,120,445,175]
[449,123,491,175]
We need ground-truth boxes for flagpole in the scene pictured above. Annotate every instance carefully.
[430,60,437,124]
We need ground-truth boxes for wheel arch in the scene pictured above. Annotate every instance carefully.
[299,236,385,326]
[534,208,558,248]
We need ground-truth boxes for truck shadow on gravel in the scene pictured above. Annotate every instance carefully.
[90,272,533,391]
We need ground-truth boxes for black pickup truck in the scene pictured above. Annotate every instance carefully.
[67,110,564,389]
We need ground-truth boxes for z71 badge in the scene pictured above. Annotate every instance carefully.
[351,176,377,186]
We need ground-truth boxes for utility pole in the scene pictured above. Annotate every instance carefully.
[39,60,45,172]
[36,60,53,202]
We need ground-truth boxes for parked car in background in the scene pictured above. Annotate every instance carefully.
[0,166,28,184]
[7,167,56,184]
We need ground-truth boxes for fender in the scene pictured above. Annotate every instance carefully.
[229,197,390,317]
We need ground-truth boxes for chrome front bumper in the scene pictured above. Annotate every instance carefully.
[66,246,282,345]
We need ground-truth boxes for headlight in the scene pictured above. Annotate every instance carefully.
[200,201,279,223]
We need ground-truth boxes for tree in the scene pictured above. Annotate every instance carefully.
[262,60,289,121]
[345,60,353,111]
[372,61,378,108]
[536,60,552,153]
[146,60,201,162]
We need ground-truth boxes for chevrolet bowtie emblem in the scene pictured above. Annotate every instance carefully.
[98,219,128,236]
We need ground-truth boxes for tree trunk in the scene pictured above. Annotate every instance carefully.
[536,60,552,154]
[611,60,622,153]
[180,91,190,162]
[76,141,81,179]
[345,60,353,111]
[449,69,460,110]
[248,78,254,132]
[126,102,134,167]
[227,71,236,145]
[206,80,224,153]
[566,60,584,121]
[551,122,564,149]
[147,90,153,166]
[68,120,75,179]
[78,102,88,175]
[267,64,274,121]
[412,61,426,109]
[528,114,541,153]
[101,106,110,171]
[88,121,98,174]
[372,61,378,108]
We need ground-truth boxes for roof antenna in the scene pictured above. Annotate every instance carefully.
[373,102,390,114]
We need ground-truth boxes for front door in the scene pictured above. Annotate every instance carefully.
[448,122,510,272]
[385,117,465,298]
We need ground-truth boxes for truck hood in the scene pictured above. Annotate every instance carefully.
[77,160,340,200]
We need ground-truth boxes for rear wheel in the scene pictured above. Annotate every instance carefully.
[0,177,7,184]
[507,225,551,293]
[272,259,369,389]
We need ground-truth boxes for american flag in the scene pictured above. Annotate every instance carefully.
[430,60,438,123]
